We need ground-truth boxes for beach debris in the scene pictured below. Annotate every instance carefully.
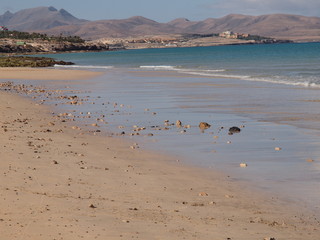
[228,126,241,135]
[89,204,97,209]
[191,202,205,207]
[198,192,209,196]
[130,143,139,150]
[225,194,234,198]
[275,147,282,151]
[52,160,59,165]
[240,163,248,168]
[176,120,182,127]
[129,207,138,211]
[227,141,232,144]
[306,159,314,162]
[264,238,276,240]
[199,122,211,130]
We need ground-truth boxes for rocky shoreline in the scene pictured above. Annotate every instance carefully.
[0,56,74,67]
[95,34,294,50]
[0,41,110,54]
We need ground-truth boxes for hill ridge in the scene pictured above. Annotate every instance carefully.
[0,7,319,41]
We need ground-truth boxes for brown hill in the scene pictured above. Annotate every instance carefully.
[168,14,320,41]
[40,16,179,39]
[0,7,319,41]
[0,6,87,31]
[42,13,320,41]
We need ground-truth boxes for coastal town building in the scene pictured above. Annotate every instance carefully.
[0,26,8,31]
[219,31,249,39]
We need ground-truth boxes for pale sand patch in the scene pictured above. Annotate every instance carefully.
[0,90,319,239]
[0,67,103,80]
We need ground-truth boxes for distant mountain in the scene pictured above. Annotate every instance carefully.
[0,6,87,31]
[42,16,180,39]
[0,7,319,41]
[168,14,320,41]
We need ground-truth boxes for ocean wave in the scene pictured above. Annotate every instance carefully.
[140,65,177,70]
[54,65,114,69]
[140,65,227,73]
[149,67,320,88]
[186,71,320,88]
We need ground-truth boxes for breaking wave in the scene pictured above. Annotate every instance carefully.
[139,65,320,88]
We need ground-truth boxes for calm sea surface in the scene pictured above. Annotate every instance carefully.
[46,42,320,87]
[36,43,320,214]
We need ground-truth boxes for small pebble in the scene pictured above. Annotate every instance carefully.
[240,163,248,168]
[199,122,211,130]
[198,192,208,196]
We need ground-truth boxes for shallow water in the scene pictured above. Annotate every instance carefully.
[42,42,320,87]
[31,43,320,215]
[34,67,320,215]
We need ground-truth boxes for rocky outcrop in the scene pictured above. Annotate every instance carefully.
[0,41,109,54]
[0,56,74,67]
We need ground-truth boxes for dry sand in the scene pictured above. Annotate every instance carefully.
[0,68,320,240]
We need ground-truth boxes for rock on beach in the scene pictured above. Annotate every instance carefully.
[229,126,241,134]
[199,122,211,130]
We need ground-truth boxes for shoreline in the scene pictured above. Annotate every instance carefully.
[0,67,103,80]
[1,68,320,239]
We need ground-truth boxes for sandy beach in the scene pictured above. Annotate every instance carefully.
[1,68,320,240]
[0,67,102,80]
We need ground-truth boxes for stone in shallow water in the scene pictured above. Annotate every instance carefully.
[240,163,248,168]
[228,126,241,134]
[199,122,211,130]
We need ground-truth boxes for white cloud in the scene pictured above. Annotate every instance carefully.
[203,0,320,17]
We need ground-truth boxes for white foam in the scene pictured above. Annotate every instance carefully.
[140,65,177,70]
[175,69,320,88]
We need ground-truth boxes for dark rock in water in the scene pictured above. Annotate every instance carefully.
[199,122,211,130]
[0,56,74,67]
[229,126,241,135]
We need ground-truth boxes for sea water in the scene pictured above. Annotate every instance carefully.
[37,42,320,214]
[47,42,320,87]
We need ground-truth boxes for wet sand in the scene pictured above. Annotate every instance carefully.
[1,68,320,239]
[0,67,102,80]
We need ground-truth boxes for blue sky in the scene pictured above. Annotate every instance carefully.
[1,0,319,22]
